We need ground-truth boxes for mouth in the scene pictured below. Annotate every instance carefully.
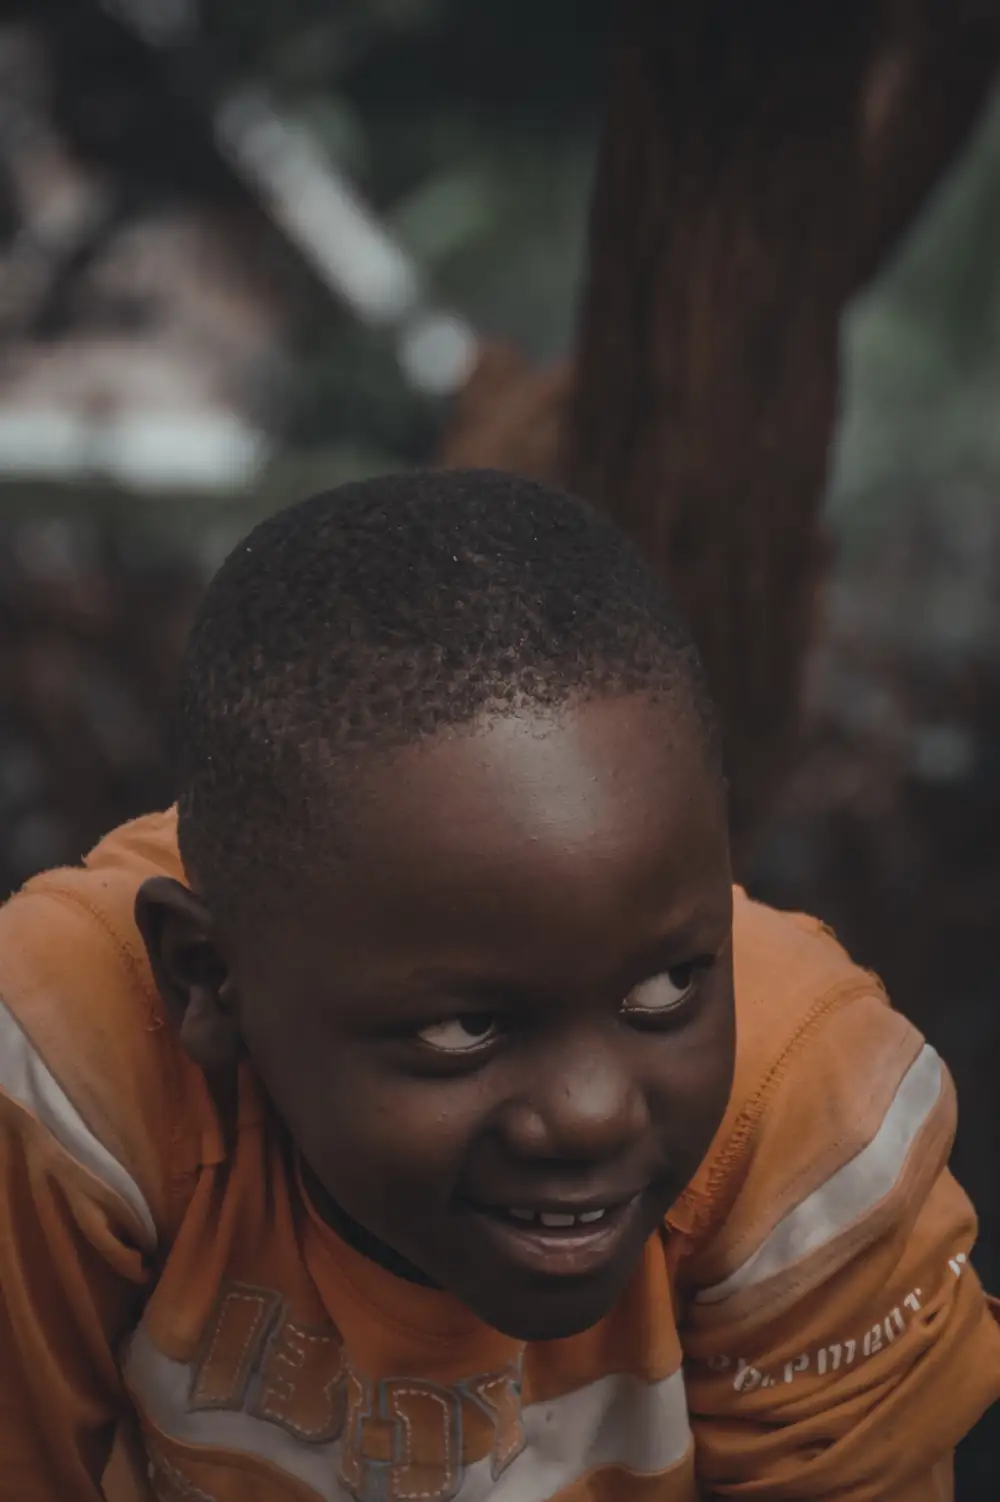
[465,1196,645,1279]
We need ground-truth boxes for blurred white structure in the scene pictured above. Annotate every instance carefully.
[0,24,282,492]
[216,88,478,398]
[0,14,480,494]
[101,0,199,48]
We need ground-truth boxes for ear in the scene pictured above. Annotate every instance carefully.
[135,877,242,1069]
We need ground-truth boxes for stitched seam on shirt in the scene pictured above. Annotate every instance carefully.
[678,979,890,1242]
[191,1286,276,1409]
[19,884,203,1216]
[40,884,163,1020]
[718,1100,954,1328]
[52,889,260,1177]
[716,1024,919,1272]
[42,885,244,1189]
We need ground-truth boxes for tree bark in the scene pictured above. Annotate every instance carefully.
[563,0,875,860]
[858,1,1000,287]
[560,0,1000,862]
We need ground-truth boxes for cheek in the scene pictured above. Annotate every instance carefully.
[652,984,735,1177]
[313,1084,489,1236]
[255,1036,483,1201]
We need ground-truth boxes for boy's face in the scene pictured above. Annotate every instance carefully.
[209,696,732,1341]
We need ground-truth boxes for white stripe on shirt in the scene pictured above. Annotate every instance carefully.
[0,991,157,1249]
[695,1042,944,1305]
[123,1325,693,1502]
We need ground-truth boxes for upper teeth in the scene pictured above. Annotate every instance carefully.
[508,1208,608,1227]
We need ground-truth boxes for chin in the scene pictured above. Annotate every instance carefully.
[464,1276,624,1343]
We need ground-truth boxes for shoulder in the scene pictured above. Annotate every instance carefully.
[671,890,948,1259]
[0,811,217,1245]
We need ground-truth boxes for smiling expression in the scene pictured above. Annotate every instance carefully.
[227,693,735,1341]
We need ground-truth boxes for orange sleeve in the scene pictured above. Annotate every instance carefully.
[678,992,1000,1501]
[0,825,201,1500]
[0,1039,153,1498]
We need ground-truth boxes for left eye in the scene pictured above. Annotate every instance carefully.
[621,966,697,1020]
[415,1014,500,1054]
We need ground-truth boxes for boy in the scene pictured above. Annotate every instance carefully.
[0,470,997,1502]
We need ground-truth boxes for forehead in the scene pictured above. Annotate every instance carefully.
[276,697,731,987]
[373,695,715,865]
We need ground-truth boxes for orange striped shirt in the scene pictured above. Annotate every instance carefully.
[0,811,997,1501]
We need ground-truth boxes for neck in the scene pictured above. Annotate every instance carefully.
[300,1157,439,1288]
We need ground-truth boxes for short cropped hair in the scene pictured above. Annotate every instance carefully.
[175,469,719,922]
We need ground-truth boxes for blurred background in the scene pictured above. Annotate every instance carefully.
[1,0,998,1483]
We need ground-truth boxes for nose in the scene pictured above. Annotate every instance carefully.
[501,1030,650,1164]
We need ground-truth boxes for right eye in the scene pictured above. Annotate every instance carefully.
[621,964,699,1023]
[415,1014,500,1055]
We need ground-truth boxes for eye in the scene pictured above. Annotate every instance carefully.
[415,1014,500,1055]
[621,965,698,1021]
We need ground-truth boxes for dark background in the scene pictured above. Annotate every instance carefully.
[0,0,997,1488]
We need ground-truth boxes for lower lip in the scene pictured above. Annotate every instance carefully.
[467,1198,643,1279]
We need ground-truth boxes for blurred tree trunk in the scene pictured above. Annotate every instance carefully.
[558,0,1000,863]
[858,0,1000,285]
